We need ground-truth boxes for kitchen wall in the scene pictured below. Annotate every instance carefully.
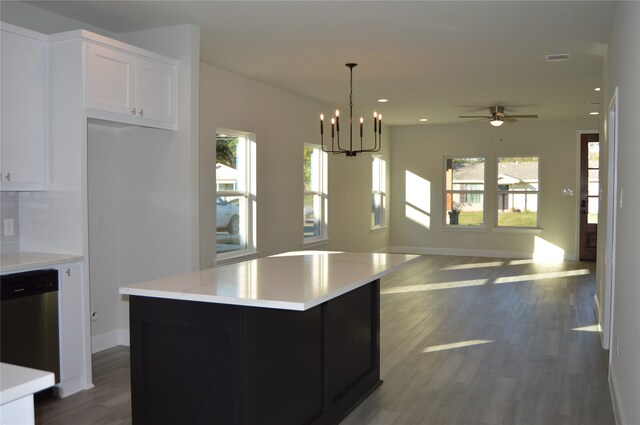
[388,118,596,259]
[0,192,20,253]
[601,2,640,424]
[199,63,391,269]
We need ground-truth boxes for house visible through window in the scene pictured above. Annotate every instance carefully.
[304,144,327,242]
[216,130,256,258]
[444,157,485,226]
[497,156,539,227]
[372,155,386,229]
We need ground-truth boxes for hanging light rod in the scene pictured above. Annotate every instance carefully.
[320,63,381,157]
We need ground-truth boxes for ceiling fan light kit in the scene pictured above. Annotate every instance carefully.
[459,105,539,127]
[319,63,381,157]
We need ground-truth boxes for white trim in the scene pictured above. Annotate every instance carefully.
[609,363,627,425]
[91,329,130,354]
[604,87,619,355]
[387,245,531,259]
[593,293,606,347]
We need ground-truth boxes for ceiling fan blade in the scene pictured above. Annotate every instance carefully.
[463,117,489,123]
[504,116,518,123]
[507,114,538,119]
[458,115,490,119]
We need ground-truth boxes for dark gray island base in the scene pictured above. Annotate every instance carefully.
[129,280,380,425]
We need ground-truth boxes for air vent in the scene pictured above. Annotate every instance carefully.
[588,101,600,107]
[545,53,571,62]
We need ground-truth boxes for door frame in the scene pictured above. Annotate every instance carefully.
[603,87,619,355]
[575,130,598,260]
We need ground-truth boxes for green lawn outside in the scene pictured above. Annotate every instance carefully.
[451,210,537,227]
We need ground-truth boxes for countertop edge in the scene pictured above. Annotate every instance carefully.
[119,253,422,311]
[1,252,84,274]
[0,363,55,405]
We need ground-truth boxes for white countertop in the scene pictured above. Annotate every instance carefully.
[0,363,54,405]
[119,251,420,311]
[0,252,83,274]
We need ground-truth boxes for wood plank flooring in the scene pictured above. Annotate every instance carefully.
[35,255,615,425]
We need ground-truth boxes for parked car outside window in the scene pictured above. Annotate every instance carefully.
[216,197,240,234]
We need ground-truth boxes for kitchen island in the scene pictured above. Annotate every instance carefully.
[119,251,419,425]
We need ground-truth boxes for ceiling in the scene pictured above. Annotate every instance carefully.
[24,1,614,126]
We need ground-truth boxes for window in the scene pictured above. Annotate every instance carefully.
[372,156,386,228]
[216,130,256,259]
[303,144,327,242]
[445,157,485,226]
[497,156,539,227]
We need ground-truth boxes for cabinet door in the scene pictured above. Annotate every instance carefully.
[135,57,177,125]
[0,31,47,190]
[58,264,84,384]
[86,43,135,116]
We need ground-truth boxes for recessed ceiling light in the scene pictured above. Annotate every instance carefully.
[377,98,388,103]
[590,112,599,115]
[594,87,601,92]
[419,118,428,122]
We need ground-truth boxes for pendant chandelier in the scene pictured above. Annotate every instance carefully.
[320,63,381,157]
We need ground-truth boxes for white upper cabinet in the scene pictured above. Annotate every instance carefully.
[0,27,47,191]
[86,42,177,130]
[86,43,135,117]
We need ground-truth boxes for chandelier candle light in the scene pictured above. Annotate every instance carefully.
[320,63,381,157]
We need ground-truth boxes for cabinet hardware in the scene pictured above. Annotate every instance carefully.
[66,268,71,277]
[139,109,144,117]
[5,173,11,181]
[131,107,136,116]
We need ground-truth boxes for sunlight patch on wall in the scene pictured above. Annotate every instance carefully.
[405,170,431,229]
[533,236,565,263]
[381,278,488,294]
[493,268,591,284]
[422,339,494,353]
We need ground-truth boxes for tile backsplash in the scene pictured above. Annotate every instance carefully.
[0,192,20,253]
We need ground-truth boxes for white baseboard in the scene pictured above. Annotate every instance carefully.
[91,329,130,354]
[386,245,532,259]
[609,363,627,425]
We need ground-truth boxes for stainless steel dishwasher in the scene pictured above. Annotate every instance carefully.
[1,269,60,383]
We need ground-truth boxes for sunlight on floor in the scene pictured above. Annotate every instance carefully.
[493,268,591,284]
[381,279,488,294]
[572,324,601,332]
[422,339,494,353]
[442,261,506,270]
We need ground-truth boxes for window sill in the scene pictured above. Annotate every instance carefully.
[441,225,488,233]
[370,226,387,233]
[493,226,543,234]
[303,238,330,249]
[215,249,260,267]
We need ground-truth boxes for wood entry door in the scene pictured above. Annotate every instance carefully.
[579,133,599,261]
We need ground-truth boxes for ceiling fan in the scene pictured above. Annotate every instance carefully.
[458,106,538,127]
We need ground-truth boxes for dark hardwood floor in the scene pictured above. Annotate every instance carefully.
[36,255,615,425]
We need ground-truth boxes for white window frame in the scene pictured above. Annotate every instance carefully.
[216,129,257,262]
[496,156,540,229]
[444,156,486,227]
[371,155,387,230]
[303,143,328,244]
